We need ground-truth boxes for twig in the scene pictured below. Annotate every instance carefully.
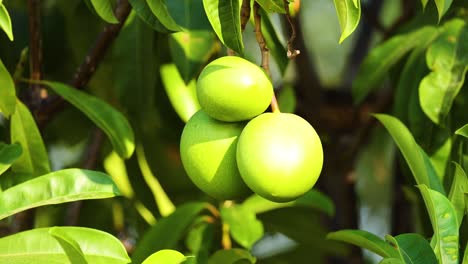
[282,0,300,59]
[240,0,251,31]
[221,223,232,249]
[36,0,131,127]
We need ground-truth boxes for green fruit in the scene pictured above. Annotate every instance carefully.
[180,110,251,200]
[236,113,323,202]
[197,56,273,122]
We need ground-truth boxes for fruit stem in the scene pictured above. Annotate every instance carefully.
[221,223,232,249]
[271,93,281,113]
[283,0,300,59]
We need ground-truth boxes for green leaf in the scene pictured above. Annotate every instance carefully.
[379,258,404,264]
[448,162,468,227]
[0,168,120,220]
[203,0,243,54]
[434,0,453,21]
[147,0,183,32]
[89,0,119,24]
[242,190,335,216]
[374,114,445,195]
[385,233,438,264]
[332,0,361,43]
[221,205,264,249]
[353,26,439,104]
[169,31,217,83]
[326,229,400,258]
[277,85,296,113]
[421,0,428,9]
[132,202,208,263]
[142,249,186,264]
[0,227,130,263]
[128,0,172,32]
[0,59,15,117]
[208,249,256,264]
[49,227,88,264]
[418,184,458,264]
[160,64,200,122]
[166,0,212,30]
[10,100,50,176]
[185,221,214,263]
[419,19,468,124]
[255,0,286,13]
[0,3,13,41]
[103,151,134,199]
[260,9,288,75]
[0,143,22,176]
[456,123,468,138]
[463,242,468,264]
[41,81,135,159]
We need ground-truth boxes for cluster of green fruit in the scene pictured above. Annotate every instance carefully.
[180,56,323,203]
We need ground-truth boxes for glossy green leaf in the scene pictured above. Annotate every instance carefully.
[332,0,361,43]
[434,0,453,20]
[0,143,22,176]
[0,168,120,220]
[221,205,264,249]
[385,233,438,264]
[89,0,119,23]
[147,0,182,32]
[0,3,13,41]
[353,26,439,104]
[203,0,243,54]
[242,190,334,216]
[41,81,135,159]
[160,64,200,122]
[132,202,208,263]
[0,59,15,117]
[128,0,172,32]
[208,249,256,264]
[166,0,212,30]
[277,85,297,113]
[379,258,404,264]
[326,229,400,258]
[49,227,88,264]
[448,163,468,226]
[456,123,468,138]
[374,114,445,195]
[169,31,216,83]
[260,9,288,74]
[419,20,468,124]
[255,0,286,13]
[142,249,186,264]
[11,100,50,176]
[0,227,130,263]
[418,184,458,264]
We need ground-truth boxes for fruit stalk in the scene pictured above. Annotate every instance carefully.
[283,0,300,59]
[253,3,281,113]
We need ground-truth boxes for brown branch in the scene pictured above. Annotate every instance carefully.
[240,0,251,31]
[282,0,300,59]
[36,0,131,127]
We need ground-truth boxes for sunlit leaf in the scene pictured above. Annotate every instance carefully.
[89,0,119,23]
[327,229,400,258]
[332,0,361,43]
[49,227,88,264]
[242,189,334,216]
[221,205,264,249]
[0,3,13,41]
[385,233,438,264]
[208,248,256,264]
[203,0,243,54]
[147,0,182,32]
[128,0,171,32]
[418,184,458,264]
[448,162,468,227]
[255,0,287,13]
[456,123,468,138]
[132,202,208,263]
[11,100,50,176]
[0,143,21,176]
[374,114,445,195]
[379,258,403,264]
[0,59,15,117]
[160,64,200,122]
[142,249,186,264]
[419,19,468,124]
[421,0,428,9]
[353,26,439,104]
[41,81,135,159]
[260,8,288,74]
[434,0,453,20]
[0,227,130,263]
[0,168,120,220]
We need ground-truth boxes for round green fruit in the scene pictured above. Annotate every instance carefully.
[197,56,273,122]
[236,113,323,202]
[180,110,251,200]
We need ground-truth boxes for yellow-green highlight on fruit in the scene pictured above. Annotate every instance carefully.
[237,113,323,202]
[180,110,251,200]
[196,56,273,122]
